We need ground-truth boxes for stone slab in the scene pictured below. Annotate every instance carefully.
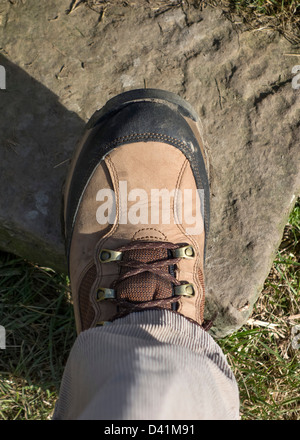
[0,0,299,337]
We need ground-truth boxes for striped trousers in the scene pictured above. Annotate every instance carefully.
[53,310,240,420]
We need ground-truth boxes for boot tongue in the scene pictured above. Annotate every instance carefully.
[117,246,174,303]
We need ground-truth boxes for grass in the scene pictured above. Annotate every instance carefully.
[207,0,300,44]
[0,198,299,420]
[219,198,300,419]
[81,0,300,44]
[0,259,76,419]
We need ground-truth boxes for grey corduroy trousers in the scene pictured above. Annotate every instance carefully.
[53,310,240,420]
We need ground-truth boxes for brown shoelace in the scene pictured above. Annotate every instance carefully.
[110,241,182,319]
[105,241,215,330]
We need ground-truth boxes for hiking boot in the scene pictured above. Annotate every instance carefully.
[63,89,210,334]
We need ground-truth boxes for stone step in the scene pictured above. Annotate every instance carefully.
[0,1,299,337]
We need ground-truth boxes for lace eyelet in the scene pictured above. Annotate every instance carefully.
[99,249,122,263]
[172,245,195,259]
[174,283,195,297]
[96,287,116,301]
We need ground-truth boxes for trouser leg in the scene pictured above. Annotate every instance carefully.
[53,310,240,420]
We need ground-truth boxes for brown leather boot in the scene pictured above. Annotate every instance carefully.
[64,89,210,334]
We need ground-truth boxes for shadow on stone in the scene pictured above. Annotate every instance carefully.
[0,54,85,273]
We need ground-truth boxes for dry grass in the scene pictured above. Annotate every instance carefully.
[77,0,300,44]
[207,0,300,44]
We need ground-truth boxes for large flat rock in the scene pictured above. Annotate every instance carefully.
[0,0,299,337]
